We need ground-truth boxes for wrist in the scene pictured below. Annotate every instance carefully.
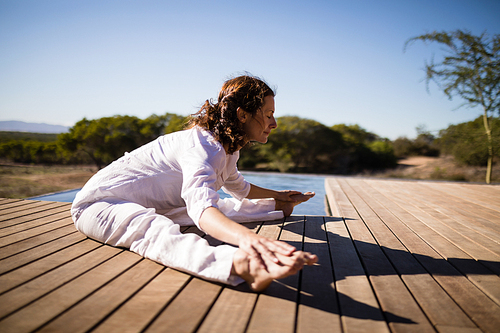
[234,224,256,244]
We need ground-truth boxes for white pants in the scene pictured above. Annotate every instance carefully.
[73,198,283,286]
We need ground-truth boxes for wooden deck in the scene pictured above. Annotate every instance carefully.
[0,177,499,332]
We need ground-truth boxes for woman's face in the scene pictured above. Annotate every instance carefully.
[242,95,277,144]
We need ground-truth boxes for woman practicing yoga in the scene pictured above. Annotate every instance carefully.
[71,75,317,291]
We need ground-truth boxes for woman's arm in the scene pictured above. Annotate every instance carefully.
[199,206,295,264]
[246,183,301,202]
[246,183,316,217]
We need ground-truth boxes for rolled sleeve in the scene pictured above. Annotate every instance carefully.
[220,151,250,201]
[222,170,250,201]
[180,146,224,229]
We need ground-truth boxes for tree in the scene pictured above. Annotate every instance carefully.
[260,116,346,173]
[405,30,500,183]
[163,113,188,134]
[0,140,64,164]
[58,117,137,169]
[58,113,189,169]
[332,124,397,172]
[392,137,414,158]
[437,116,500,167]
[331,124,378,144]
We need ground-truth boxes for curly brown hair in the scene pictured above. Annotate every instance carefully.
[189,75,275,154]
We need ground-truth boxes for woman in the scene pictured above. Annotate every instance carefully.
[71,75,317,291]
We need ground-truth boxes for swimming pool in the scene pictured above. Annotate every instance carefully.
[29,188,82,203]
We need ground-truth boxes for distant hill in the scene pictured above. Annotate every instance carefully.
[0,121,69,133]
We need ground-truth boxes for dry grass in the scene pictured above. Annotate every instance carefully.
[0,163,97,199]
[376,155,500,183]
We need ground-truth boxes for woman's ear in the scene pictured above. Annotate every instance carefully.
[237,107,248,123]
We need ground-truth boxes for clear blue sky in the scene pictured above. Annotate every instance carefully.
[1,0,499,139]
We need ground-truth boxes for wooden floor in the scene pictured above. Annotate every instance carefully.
[0,177,499,332]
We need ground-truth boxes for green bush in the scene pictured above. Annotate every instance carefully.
[57,113,188,169]
[332,124,397,172]
[437,116,500,166]
[0,140,64,164]
[392,133,439,159]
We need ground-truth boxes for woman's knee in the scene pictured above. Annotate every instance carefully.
[74,199,160,245]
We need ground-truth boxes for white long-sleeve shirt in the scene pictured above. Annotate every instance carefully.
[71,127,251,229]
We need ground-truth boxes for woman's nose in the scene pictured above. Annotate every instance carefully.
[270,117,277,129]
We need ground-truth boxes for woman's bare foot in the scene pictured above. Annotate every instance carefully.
[232,249,318,291]
[276,192,315,217]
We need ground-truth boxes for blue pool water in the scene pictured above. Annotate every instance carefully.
[29,172,327,215]
[30,189,81,203]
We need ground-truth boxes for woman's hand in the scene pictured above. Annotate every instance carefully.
[233,244,318,291]
[199,207,295,265]
[239,232,296,266]
[199,207,317,283]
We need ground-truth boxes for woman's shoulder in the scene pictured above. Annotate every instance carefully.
[159,127,224,161]
[188,126,224,151]
[167,127,225,170]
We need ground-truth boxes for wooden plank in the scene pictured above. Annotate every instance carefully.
[342,178,479,330]
[197,285,257,333]
[0,210,71,237]
[0,238,100,294]
[0,201,61,222]
[412,183,500,235]
[0,198,21,206]
[0,240,101,293]
[0,199,37,211]
[463,183,500,202]
[0,231,86,274]
[458,183,500,209]
[142,225,231,333]
[0,245,121,320]
[388,182,500,258]
[367,180,500,307]
[0,216,73,247]
[145,277,221,333]
[93,268,191,333]
[325,179,340,217]
[325,178,391,332]
[417,183,500,234]
[325,217,389,333]
[424,182,500,213]
[0,250,140,333]
[36,259,164,333]
[246,218,299,333]
[201,218,309,333]
[358,179,500,261]
[348,178,500,333]
[296,215,342,333]
[145,222,262,333]
[395,181,500,246]
[334,178,435,333]
[0,224,77,260]
[197,222,262,333]
[379,180,500,273]
[0,203,70,230]
[434,325,482,333]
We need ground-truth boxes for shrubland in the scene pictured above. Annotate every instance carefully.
[1,113,498,183]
